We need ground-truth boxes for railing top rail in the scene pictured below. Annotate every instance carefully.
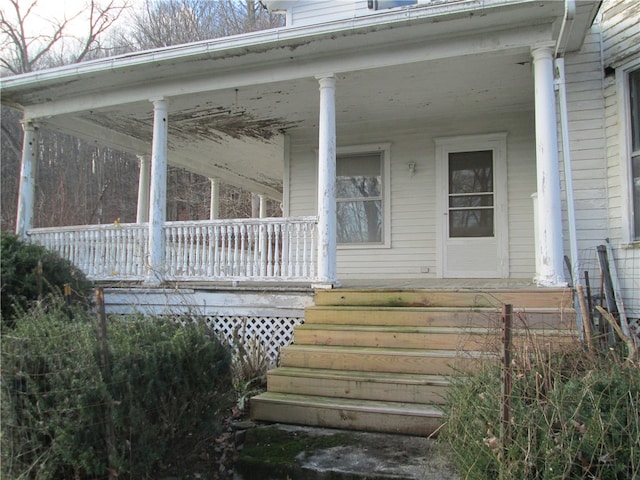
[27,223,148,234]
[27,216,319,236]
[163,216,318,228]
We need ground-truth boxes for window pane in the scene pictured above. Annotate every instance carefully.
[337,200,382,243]
[633,153,640,239]
[449,151,493,194]
[449,209,494,238]
[631,69,640,239]
[630,69,640,152]
[337,154,382,199]
[369,0,417,10]
[449,194,494,208]
[337,176,381,199]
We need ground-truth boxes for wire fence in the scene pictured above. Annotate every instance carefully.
[575,243,640,346]
[1,293,233,479]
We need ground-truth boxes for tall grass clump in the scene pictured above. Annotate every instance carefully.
[1,300,233,479]
[442,334,639,480]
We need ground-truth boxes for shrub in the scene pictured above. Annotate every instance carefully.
[441,342,640,480]
[0,232,93,327]
[1,302,233,479]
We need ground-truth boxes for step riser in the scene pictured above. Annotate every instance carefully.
[267,374,447,404]
[294,329,576,351]
[315,289,573,309]
[280,348,481,375]
[305,308,576,329]
[250,400,443,437]
[295,329,484,350]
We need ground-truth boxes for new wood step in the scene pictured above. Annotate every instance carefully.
[305,305,576,329]
[250,392,444,436]
[279,344,488,375]
[315,288,574,309]
[267,367,449,404]
[293,324,577,351]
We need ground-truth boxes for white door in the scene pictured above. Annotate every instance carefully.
[435,134,509,278]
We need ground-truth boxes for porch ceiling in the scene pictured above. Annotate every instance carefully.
[1,0,600,198]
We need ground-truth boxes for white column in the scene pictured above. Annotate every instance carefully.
[146,98,168,285]
[15,120,38,238]
[316,75,337,286]
[136,154,151,223]
[259,194,267,219]
[532,46,565,286]
[209,178,220,220]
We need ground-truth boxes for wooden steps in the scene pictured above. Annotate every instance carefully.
[251,392,444,436]
[251,288,577,436]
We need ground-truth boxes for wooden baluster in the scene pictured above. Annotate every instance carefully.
[213,225,221,277]
[249,224,257,277]
[221,225,228,276]
[259,223,266,278]
[267,223,274,277]
[302,222,309,278]
[311,221,317,279]
[274,223,281,277]
[227,225,233,276]
[195,225,203,276]
[239,224,247,276]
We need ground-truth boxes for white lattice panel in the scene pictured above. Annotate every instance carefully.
[206,315,303,362]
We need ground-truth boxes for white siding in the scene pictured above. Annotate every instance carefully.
[600,0,640,319]
[288,112,537,280]
[288,1,368,26]
[562,31,608,255]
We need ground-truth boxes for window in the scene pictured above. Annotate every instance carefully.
[448,150,495,238]
[368,0,417,10]
[336,152,383,244]
[629,68,640,240]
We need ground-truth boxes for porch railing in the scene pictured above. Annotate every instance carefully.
[27,217,318,282]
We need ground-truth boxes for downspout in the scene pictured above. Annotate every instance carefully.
[554,0,583,333]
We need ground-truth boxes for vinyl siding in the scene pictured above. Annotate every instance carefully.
[563,27,608,248]
[600,0,640,318]
[287,1,369,27]
[288,112,537,280]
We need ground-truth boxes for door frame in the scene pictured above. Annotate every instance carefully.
[434,133,509,278]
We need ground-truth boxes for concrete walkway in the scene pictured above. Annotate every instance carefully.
[234,423,460,480]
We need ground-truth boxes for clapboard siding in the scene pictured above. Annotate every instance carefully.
[599,0,640,319]
[288,111,536,280]
[601,0,640,67]
[563,31,609,258]
[289,1,369,27]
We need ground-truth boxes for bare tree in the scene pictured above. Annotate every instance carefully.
[1,0,284,232]
[1,0,133,231]
[0,0,128,73]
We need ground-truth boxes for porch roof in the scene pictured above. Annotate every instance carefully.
[0,0,599,197]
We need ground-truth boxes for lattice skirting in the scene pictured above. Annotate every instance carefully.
[204,315,304,363]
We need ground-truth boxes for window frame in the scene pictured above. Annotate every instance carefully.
[336,143,391,249]
[617,59,640,244]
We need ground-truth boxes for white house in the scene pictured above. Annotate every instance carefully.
[2,0,638,434]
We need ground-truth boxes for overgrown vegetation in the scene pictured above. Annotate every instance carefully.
[0,231,93,328]
[442,333,640,479]
[1,301,233,479]
[229,319,274,412]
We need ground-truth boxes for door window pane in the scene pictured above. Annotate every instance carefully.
[337,153,383,244]
[448,151,494,238]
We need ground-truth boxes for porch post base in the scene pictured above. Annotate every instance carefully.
[312,281,339,290]
[534,275,568,288]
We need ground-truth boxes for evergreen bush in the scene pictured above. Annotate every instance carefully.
[0,231,93,327]
[1,302,233,479]
[442,343,640,480]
